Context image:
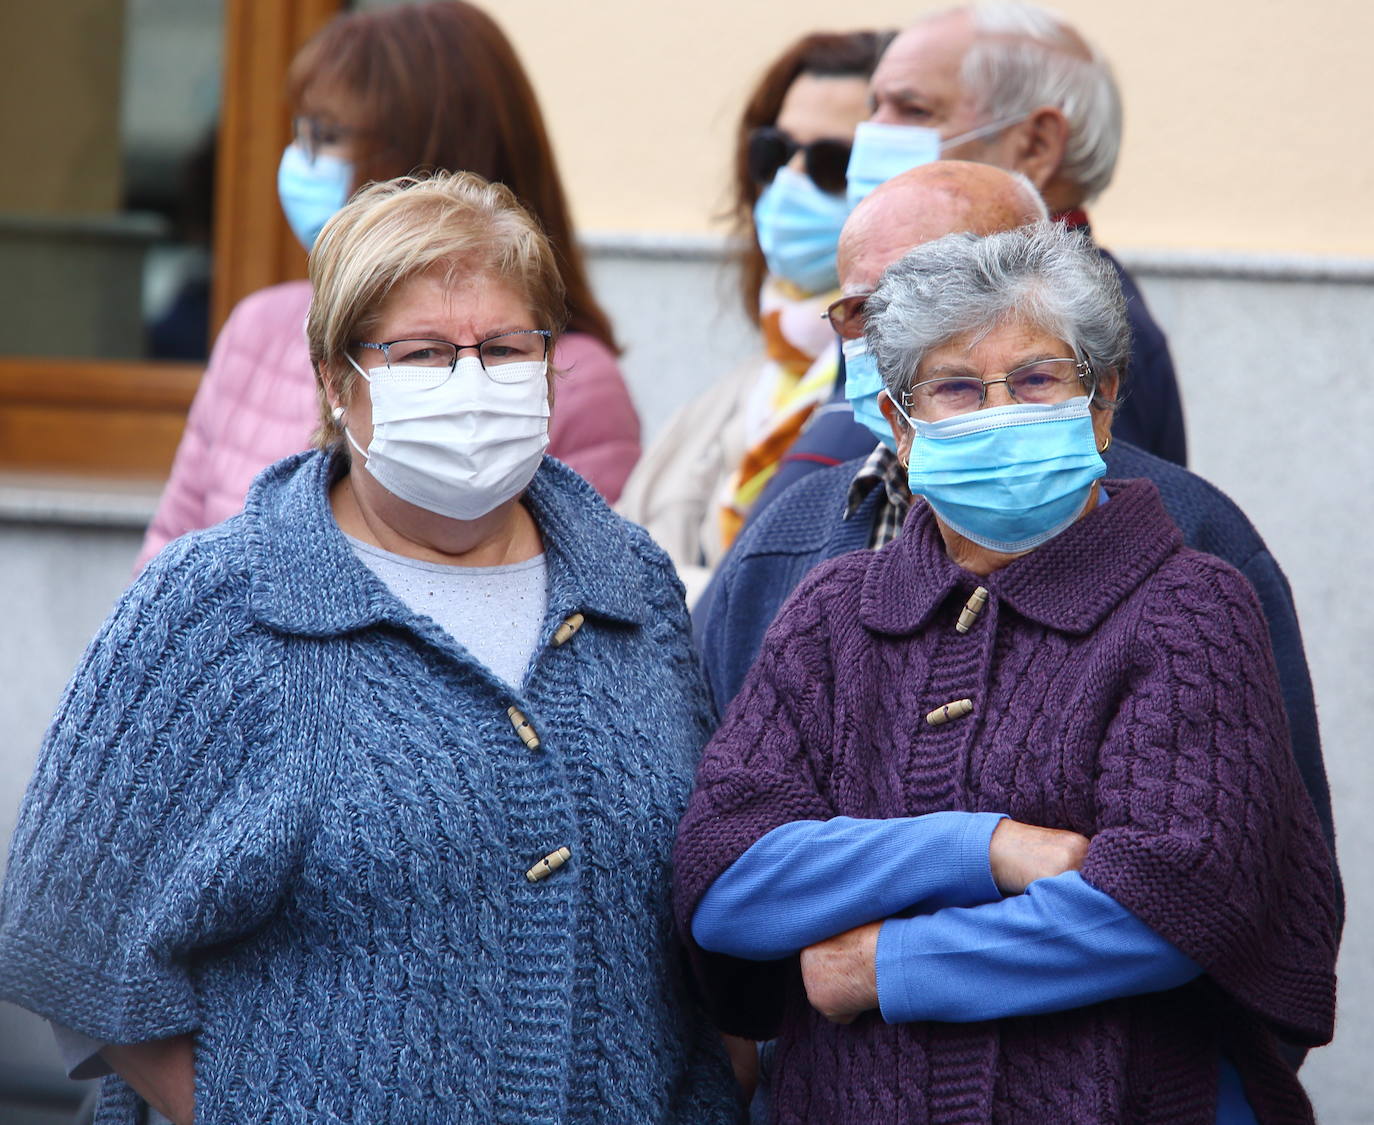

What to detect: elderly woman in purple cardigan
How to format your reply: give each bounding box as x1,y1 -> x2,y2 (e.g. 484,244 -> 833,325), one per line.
673,223 -> 1337,1125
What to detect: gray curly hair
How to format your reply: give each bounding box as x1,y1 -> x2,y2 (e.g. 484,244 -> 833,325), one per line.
863,221 -> 1130,407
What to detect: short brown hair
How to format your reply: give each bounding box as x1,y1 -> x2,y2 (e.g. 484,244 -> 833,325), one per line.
306,171 -> 566,450
288,1 -> 616,351
730,30 -> 894,324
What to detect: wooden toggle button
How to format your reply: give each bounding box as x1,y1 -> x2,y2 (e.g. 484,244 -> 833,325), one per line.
526,846 -> 572,882
926,699 -> 974,726
507,705 -> 542,751
955,587 -> 989,634
551,612 -> 585,647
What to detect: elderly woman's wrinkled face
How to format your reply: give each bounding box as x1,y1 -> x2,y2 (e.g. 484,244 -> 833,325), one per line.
336,269 -> 548,449
328,267 -> 555,529
885,318 -> 1116,459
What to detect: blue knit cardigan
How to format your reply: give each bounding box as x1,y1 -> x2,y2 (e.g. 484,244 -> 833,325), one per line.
0,451 -> 739,1125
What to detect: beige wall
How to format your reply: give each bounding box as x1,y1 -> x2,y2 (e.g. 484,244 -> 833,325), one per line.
493,0 -> 1374,257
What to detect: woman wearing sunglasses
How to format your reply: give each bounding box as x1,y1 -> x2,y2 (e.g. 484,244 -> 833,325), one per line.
0,173 -> 741,1125
674,223 -> 1336,1124
619,29 -> 891,601
136,0 -> 639,573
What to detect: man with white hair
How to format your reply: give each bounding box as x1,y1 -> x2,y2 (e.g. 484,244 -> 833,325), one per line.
748,1 -> 1186,520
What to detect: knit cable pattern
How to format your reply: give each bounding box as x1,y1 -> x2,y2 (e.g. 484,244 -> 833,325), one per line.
3,451 -> 738,1125
674,478 -> 1336,1125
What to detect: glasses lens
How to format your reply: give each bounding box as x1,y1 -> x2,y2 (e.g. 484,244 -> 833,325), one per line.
804,139 -> 852,195
479,332 -> 548,372
747,127 -> 793,186
826,294 -> 869,340
293,116 -> 356,162
911,378 -> 984,417
385,339 -> 458,368
1006,359 -> 1080,403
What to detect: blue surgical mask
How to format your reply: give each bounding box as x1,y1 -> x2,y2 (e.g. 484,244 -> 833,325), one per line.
841,337 -> 896,450
754,166 -> 852,294
892,394 -> 1106,553
845,117 -> 1029,207
277,143 -> 353,251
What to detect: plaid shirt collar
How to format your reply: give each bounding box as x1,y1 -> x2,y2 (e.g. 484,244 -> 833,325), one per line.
844,444 -> 913,549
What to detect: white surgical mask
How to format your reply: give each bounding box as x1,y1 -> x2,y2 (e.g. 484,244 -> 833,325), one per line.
342,354 -> 550,521
845,116 -> 1029,207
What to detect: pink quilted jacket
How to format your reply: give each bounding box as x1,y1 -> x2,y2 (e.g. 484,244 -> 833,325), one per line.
137,281 -> 641,571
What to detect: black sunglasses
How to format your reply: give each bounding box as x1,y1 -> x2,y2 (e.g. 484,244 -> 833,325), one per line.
747,126 -> 852,196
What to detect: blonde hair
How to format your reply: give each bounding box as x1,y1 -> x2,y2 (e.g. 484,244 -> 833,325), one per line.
305,171 -> 567,449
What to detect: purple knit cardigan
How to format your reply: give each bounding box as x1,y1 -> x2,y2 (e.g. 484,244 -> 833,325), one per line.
673,480 -> 1337,1125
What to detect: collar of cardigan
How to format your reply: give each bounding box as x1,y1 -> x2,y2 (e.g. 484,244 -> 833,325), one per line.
859,477 -> 1183,637
240,450 -> 649,637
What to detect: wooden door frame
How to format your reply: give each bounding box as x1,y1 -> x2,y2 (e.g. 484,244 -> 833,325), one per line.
0,0 -> 342,479
212,0 -> 341,334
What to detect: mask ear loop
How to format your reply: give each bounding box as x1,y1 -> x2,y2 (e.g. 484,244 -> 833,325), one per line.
332,405 -> 370,463
881,388 -> 916,469
939,113 -> 1029,152
1079,355 -> 1114,454
332,353 -> 378,463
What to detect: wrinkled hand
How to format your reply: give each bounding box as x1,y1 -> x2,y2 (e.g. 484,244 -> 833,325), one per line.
800,921 -> 882,1024
989,818 -> 1089,895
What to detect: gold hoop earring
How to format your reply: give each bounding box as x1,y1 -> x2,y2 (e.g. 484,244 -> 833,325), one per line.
1098,433 -> 1112,453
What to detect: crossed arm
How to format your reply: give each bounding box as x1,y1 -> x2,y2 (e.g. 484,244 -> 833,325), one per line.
691,813 -> 1198,1025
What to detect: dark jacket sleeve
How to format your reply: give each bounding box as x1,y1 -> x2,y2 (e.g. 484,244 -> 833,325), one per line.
694,461 -> 869,715
1238,547 -> 1341,922
1099,251 -> 1188,467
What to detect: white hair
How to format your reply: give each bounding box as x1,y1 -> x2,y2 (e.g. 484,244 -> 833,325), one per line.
960,1 -> 1123,202
1000,168 -> 1051,221
864,221 -> 1130,404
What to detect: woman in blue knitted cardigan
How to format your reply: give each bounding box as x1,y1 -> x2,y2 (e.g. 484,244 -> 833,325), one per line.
0,173 -> 739,1124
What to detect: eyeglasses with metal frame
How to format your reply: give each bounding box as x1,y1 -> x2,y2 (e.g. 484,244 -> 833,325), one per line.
824,292 -> 872,340
354,330 -> 552,386
900,357 -> 1096,419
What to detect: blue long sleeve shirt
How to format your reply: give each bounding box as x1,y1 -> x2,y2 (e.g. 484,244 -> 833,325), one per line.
693,815 -> 1257,1124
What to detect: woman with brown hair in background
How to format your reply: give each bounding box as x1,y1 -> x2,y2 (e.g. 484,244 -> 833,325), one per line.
618,29 -> 892,602
136,0 -> 638,571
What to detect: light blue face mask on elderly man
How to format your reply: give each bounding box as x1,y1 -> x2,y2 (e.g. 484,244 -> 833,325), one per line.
845,117 -> 1029,207
841,337 -> 897,451
890,393 -> 1107,553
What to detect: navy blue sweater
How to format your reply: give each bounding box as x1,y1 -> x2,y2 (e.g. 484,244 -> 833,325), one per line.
693,442 -> 1341,926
